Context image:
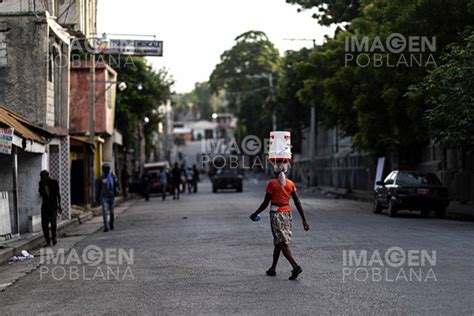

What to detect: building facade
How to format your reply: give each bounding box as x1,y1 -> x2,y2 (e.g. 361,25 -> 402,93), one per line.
0,0 -> 97,222
69,61 -> 118,204
0,10 -> 71,221
0,107 -> 52,236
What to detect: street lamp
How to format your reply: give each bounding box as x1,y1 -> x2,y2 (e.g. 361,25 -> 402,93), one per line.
90,79 -> 128,144
118,82 -> 127,92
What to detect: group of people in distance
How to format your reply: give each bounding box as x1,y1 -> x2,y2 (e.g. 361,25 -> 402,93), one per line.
139,162 -> 200,202
169,163 -> 200,200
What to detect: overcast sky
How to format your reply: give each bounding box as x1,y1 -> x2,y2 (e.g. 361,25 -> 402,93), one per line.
97,0 -> 335,93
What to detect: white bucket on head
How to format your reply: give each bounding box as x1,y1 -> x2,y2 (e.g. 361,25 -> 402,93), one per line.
269,131 -> 292,161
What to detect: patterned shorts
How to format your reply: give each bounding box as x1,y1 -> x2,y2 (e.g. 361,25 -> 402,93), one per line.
270,211 -> 292,245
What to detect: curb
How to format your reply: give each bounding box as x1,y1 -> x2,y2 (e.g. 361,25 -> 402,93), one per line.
0,199 -> 132,266
316,187 -> 373,203
0,200 -> 136,292
0,217 -> 82,266
314,186 -> 474,221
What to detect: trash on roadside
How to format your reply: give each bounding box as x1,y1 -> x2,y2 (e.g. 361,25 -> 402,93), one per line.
8,250 -> 34,264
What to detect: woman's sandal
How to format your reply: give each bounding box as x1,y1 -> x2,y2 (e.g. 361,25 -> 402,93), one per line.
289,266 -> 303,280
266,269 -> 277,276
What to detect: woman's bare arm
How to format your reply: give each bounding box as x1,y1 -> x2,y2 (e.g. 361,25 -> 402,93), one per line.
292,192 -> 310,231
252,193 -> 272,218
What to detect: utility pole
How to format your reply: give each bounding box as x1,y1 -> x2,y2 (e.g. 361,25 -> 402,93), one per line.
309,105 -> 316,186
268,73 -> 277,131
309,39 -> 317,186
88,45 -> 96,204
284,38 -> 318,185
89,53 -> 96,144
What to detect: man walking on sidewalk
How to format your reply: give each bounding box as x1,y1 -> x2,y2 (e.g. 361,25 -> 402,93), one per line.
39,170 -> 61,247
96,163 -> 119,232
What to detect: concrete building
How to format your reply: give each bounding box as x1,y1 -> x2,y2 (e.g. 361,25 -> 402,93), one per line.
188,120 -> 216,141
0,7 -> 71,220
0,0 -> 97,216
0,106 -> 53,237
293,127 -> 374,191
214,113 -> 236,141
294,125 -> 473,206
69,61 -> 119,205
158,100 -> 173,162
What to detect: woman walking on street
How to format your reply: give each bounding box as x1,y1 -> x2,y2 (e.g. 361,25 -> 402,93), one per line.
250,163 -> 310,280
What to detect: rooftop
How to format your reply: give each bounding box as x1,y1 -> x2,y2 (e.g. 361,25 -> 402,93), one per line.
0,106 -> 53,144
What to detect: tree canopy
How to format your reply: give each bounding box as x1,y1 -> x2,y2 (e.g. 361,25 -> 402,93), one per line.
286,0 -> 360,25
408,32 -> 474,150
209,31 -> 281,140
204,1 -> 474,158
173,82 -> 226,121
289,0 -> 474,156
114,57 -> 173,154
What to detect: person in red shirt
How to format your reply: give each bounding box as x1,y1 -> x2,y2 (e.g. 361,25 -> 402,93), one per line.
250,165 -> 310,280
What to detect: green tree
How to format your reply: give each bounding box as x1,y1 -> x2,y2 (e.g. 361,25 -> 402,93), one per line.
286,0 -> 360,25
408,32 -> 474,150
114,57 -> 173,156
292,0 -> 474,158
173,82 -> 226,121
194,82 -> 218,120
209,31 -> 281,140
275,48 -> 313,152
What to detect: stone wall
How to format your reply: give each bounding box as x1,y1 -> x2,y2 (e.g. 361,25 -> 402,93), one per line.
0,13 -> 49,126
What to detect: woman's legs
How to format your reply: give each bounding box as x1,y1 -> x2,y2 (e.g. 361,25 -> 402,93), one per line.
280,243 -> 298,269
280,243 -> 303,280
269,244 -> 281,271
268,242 -> 298,271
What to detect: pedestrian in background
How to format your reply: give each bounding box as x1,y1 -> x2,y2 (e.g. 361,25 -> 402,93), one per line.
39,170 -> 61,246
186,166 -> 193,193
96,163 -> 119,232
121,165 -> 130,200
141,169 -> 151,201
192,164 -> 200,193
159,168 -> 168,201
171,162 -> 181,200
180,162 -> 187,193
250,163 -> 310,280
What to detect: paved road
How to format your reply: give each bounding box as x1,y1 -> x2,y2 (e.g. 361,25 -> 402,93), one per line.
1,179 -> 473,315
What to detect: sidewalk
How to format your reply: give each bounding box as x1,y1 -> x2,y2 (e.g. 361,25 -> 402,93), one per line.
303,185 -> 474,221
0,199 -> 135,291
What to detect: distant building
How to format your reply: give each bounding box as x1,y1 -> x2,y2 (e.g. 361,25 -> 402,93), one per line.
69,61 -> 119,205
214,113 -> 236,141
172,127 -> 193,145
188,120 -> 216,140
293,127 -> 374,191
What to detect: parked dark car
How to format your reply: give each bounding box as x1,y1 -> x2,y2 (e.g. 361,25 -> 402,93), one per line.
212,168 -> 243,193
374,170 -> 450,218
